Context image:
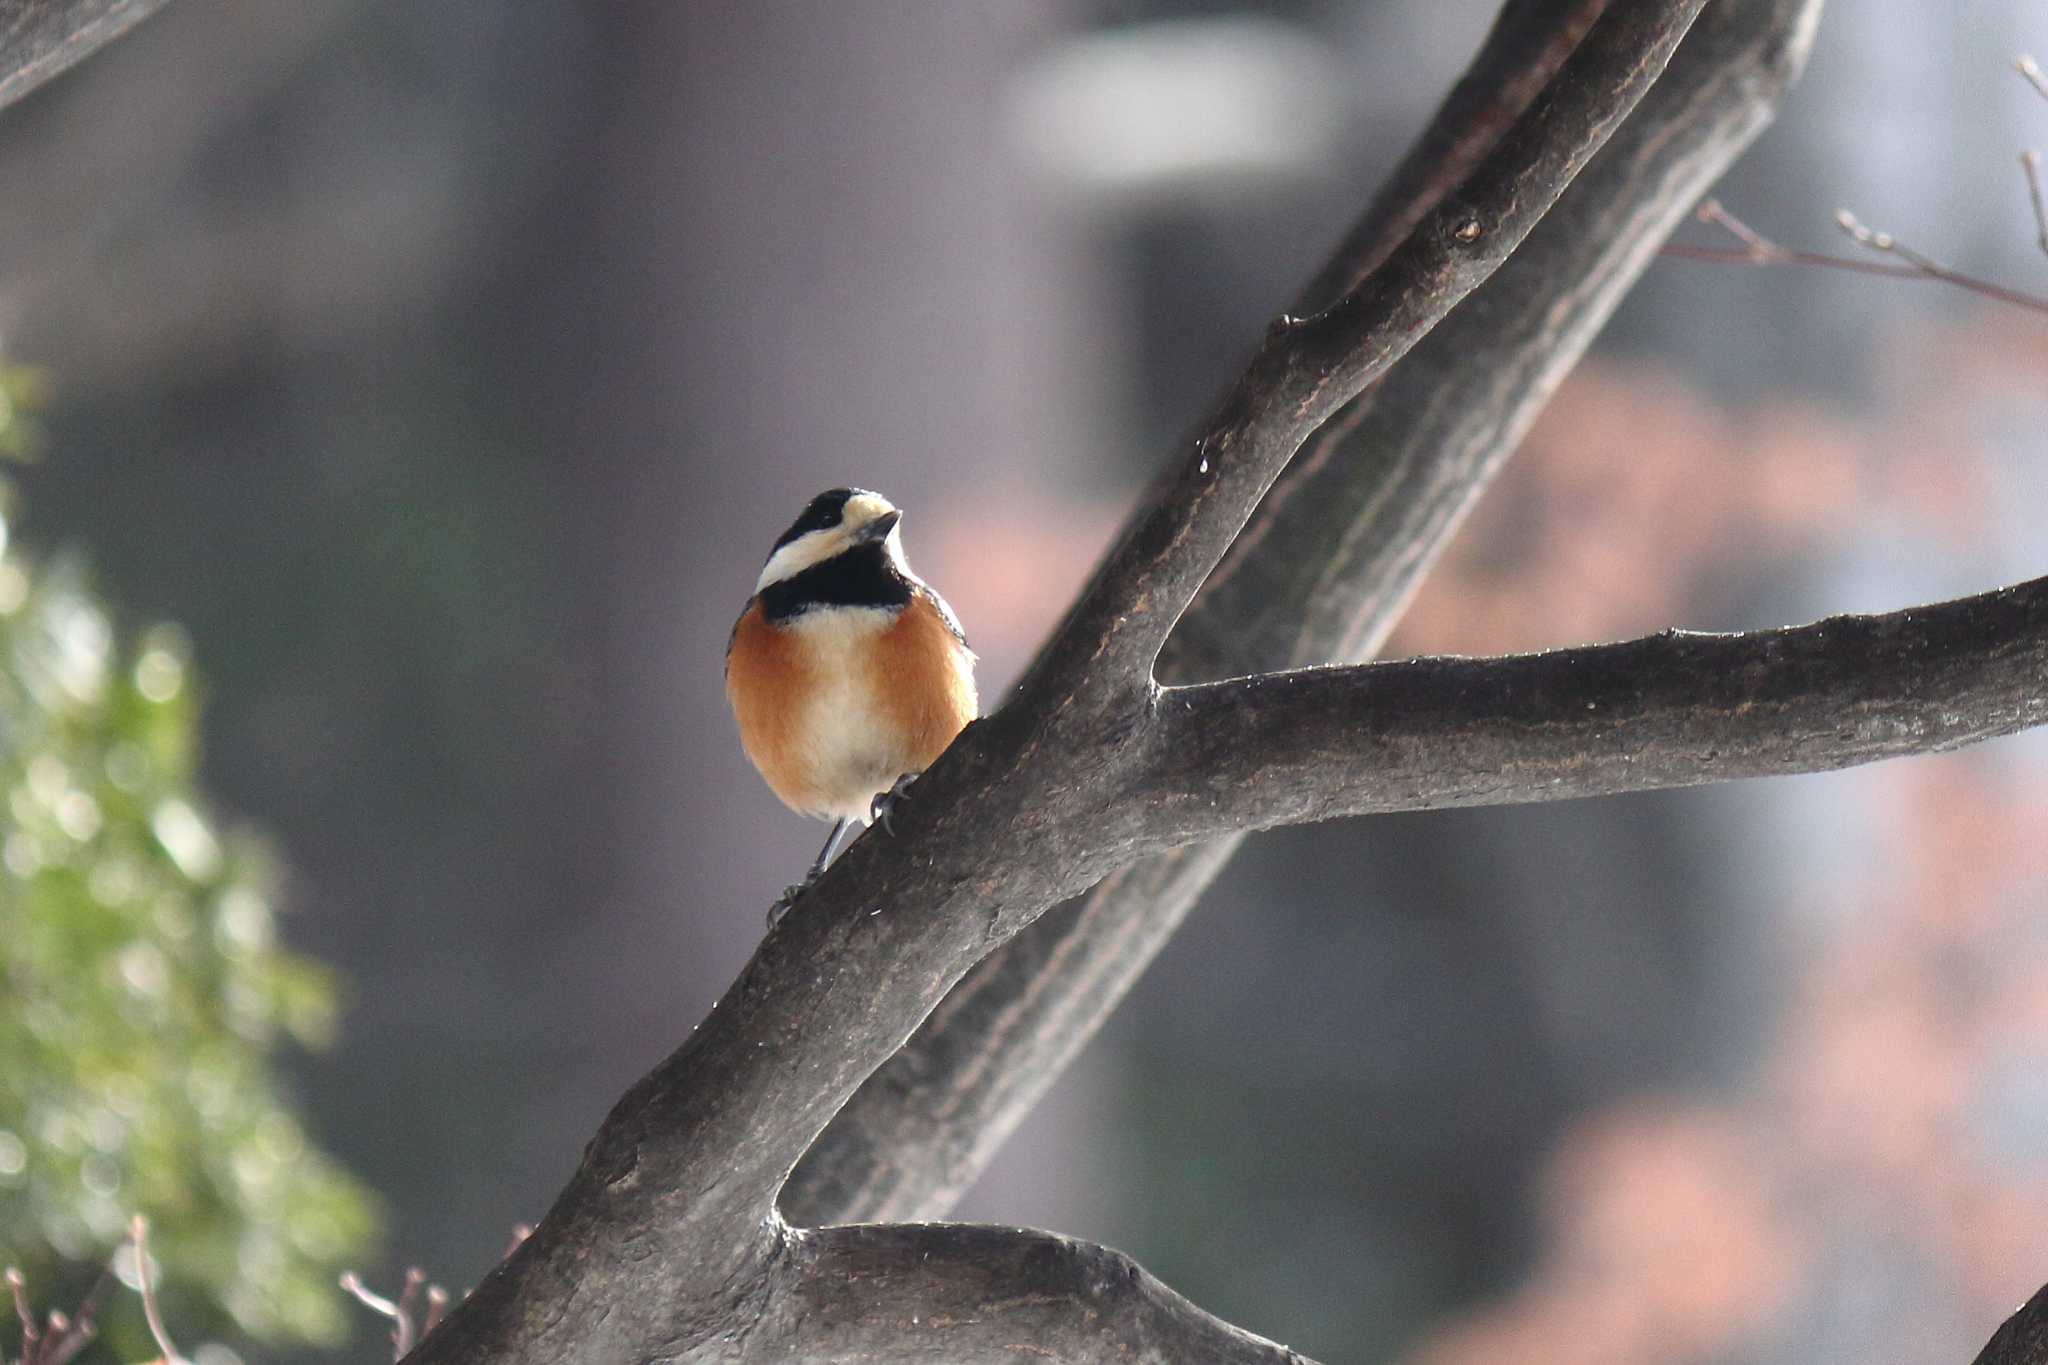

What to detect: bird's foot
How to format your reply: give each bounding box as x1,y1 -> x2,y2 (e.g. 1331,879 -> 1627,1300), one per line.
767,875 -> 816,928
870,772 -> 918,835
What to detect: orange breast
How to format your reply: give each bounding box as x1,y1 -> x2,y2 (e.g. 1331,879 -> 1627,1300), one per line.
725,595 -> 976,820
876,595 -> 978,773
725,600 -> 818,814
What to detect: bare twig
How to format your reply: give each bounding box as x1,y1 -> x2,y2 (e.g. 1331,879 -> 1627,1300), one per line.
128,1217 -> 184,1365
1662,199 -> 2048,316
2023,150 -> 2047,259
7,1260 -> 115,1365
2019,54 -> 2048,101
339,1270 -> 400,1320
41,1268 -> 110,1365
341,1268 -> 441,1362
1835,207 -> 1952,273
422,1284 -> 450,1337
5,1269 -> 37,1360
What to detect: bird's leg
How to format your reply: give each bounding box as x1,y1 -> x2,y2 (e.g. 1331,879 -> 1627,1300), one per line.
869,772 -> 918,836
767,817 -> 854,927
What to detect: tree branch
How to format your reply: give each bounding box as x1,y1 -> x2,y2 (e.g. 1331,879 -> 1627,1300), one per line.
406,6 -> 1716,1361
754,1224 -> 1318,1364
1141,575 -> 2048,842
1009,0 -> 1709,709
1972,1283 -> 2048,1365
1292,0 -> 1608,309
785,0 -> 1824,1229
0,0 -> 170,112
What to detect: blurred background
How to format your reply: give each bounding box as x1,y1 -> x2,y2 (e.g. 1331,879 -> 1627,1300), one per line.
0,1 -> 2045,1361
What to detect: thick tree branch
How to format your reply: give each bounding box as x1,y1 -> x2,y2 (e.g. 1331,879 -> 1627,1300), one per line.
1011,0 -> 1708,710
1972,1283 -> 2048,1365
407,7 -> 1714,1362
1140,575 -> 2048,842
0,0 -> 169,111
1293,0 -> 1607,308
753,1224 -> 1318,1364
786,0 -> 1823,1228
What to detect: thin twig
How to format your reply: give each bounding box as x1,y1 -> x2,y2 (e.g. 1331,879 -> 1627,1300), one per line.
2023,151 -> 2047,259
394,1268 -> 424,1357
129,1217 -> 184,1365
6,1268 -> 40,1361
340,1270 -> 400,1317
6,1258 -> 117,1365
2019,54 -> 2048,101
423,1285 -> 450,1336
342,1264 -> 449,1361
341,1270 -> 412,1362
1662,199 -> 2048,316
1835,207 -> 1951,272
43,1265 -> 113,1365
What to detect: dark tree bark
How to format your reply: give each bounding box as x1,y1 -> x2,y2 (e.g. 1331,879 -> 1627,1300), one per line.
1974,1285 -> 2048,1365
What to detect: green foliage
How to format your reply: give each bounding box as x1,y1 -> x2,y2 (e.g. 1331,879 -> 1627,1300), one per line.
0,373 -> 376,1350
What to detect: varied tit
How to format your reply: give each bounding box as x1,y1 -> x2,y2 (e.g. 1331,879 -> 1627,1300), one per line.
725,488 -> 978,921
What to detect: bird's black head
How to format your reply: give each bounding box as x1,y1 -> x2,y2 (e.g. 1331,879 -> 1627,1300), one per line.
754,487 -> 908,616
771,487 -> 867,554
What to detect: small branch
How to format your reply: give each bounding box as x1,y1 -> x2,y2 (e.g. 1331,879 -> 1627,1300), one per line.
1970,1281 -> 2048,1365
1835,207 -> 1952,274
129,1217 -> 185,1365
6,1261 -> 114,1365
1663,200 -> 2048,316
2022,151 -> 2047,259
769,1224 -> 1320,1365
343,1266 -> 447,1362
2019,54 -> 2048,102
1142,575 -> 2048,844
422,1285 -> 450,1337
6,1268 -> 39,1360
0,0 -> 175,112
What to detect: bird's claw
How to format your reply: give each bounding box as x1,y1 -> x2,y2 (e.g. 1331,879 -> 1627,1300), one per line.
767,878 -> 812,928
870,772 -> 918,835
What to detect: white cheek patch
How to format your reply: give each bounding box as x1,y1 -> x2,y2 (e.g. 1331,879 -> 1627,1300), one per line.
757,527 -> 850,592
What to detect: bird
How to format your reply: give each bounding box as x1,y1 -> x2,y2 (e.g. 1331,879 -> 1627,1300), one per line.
725,488 -> 977,921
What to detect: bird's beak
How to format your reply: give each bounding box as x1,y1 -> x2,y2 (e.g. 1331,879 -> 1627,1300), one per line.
858,510 -> 902,544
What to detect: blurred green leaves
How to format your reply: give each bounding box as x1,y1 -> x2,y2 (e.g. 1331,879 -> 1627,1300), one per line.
0,368 -> 375,1350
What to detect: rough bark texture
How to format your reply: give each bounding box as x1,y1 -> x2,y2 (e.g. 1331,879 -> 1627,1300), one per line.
785,0 -> 1826,1229
1974,1284 -> 2048,1365
1147,577 -> 2048,837
0,0 -> 169,110
769,1224 -> 1320,1364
